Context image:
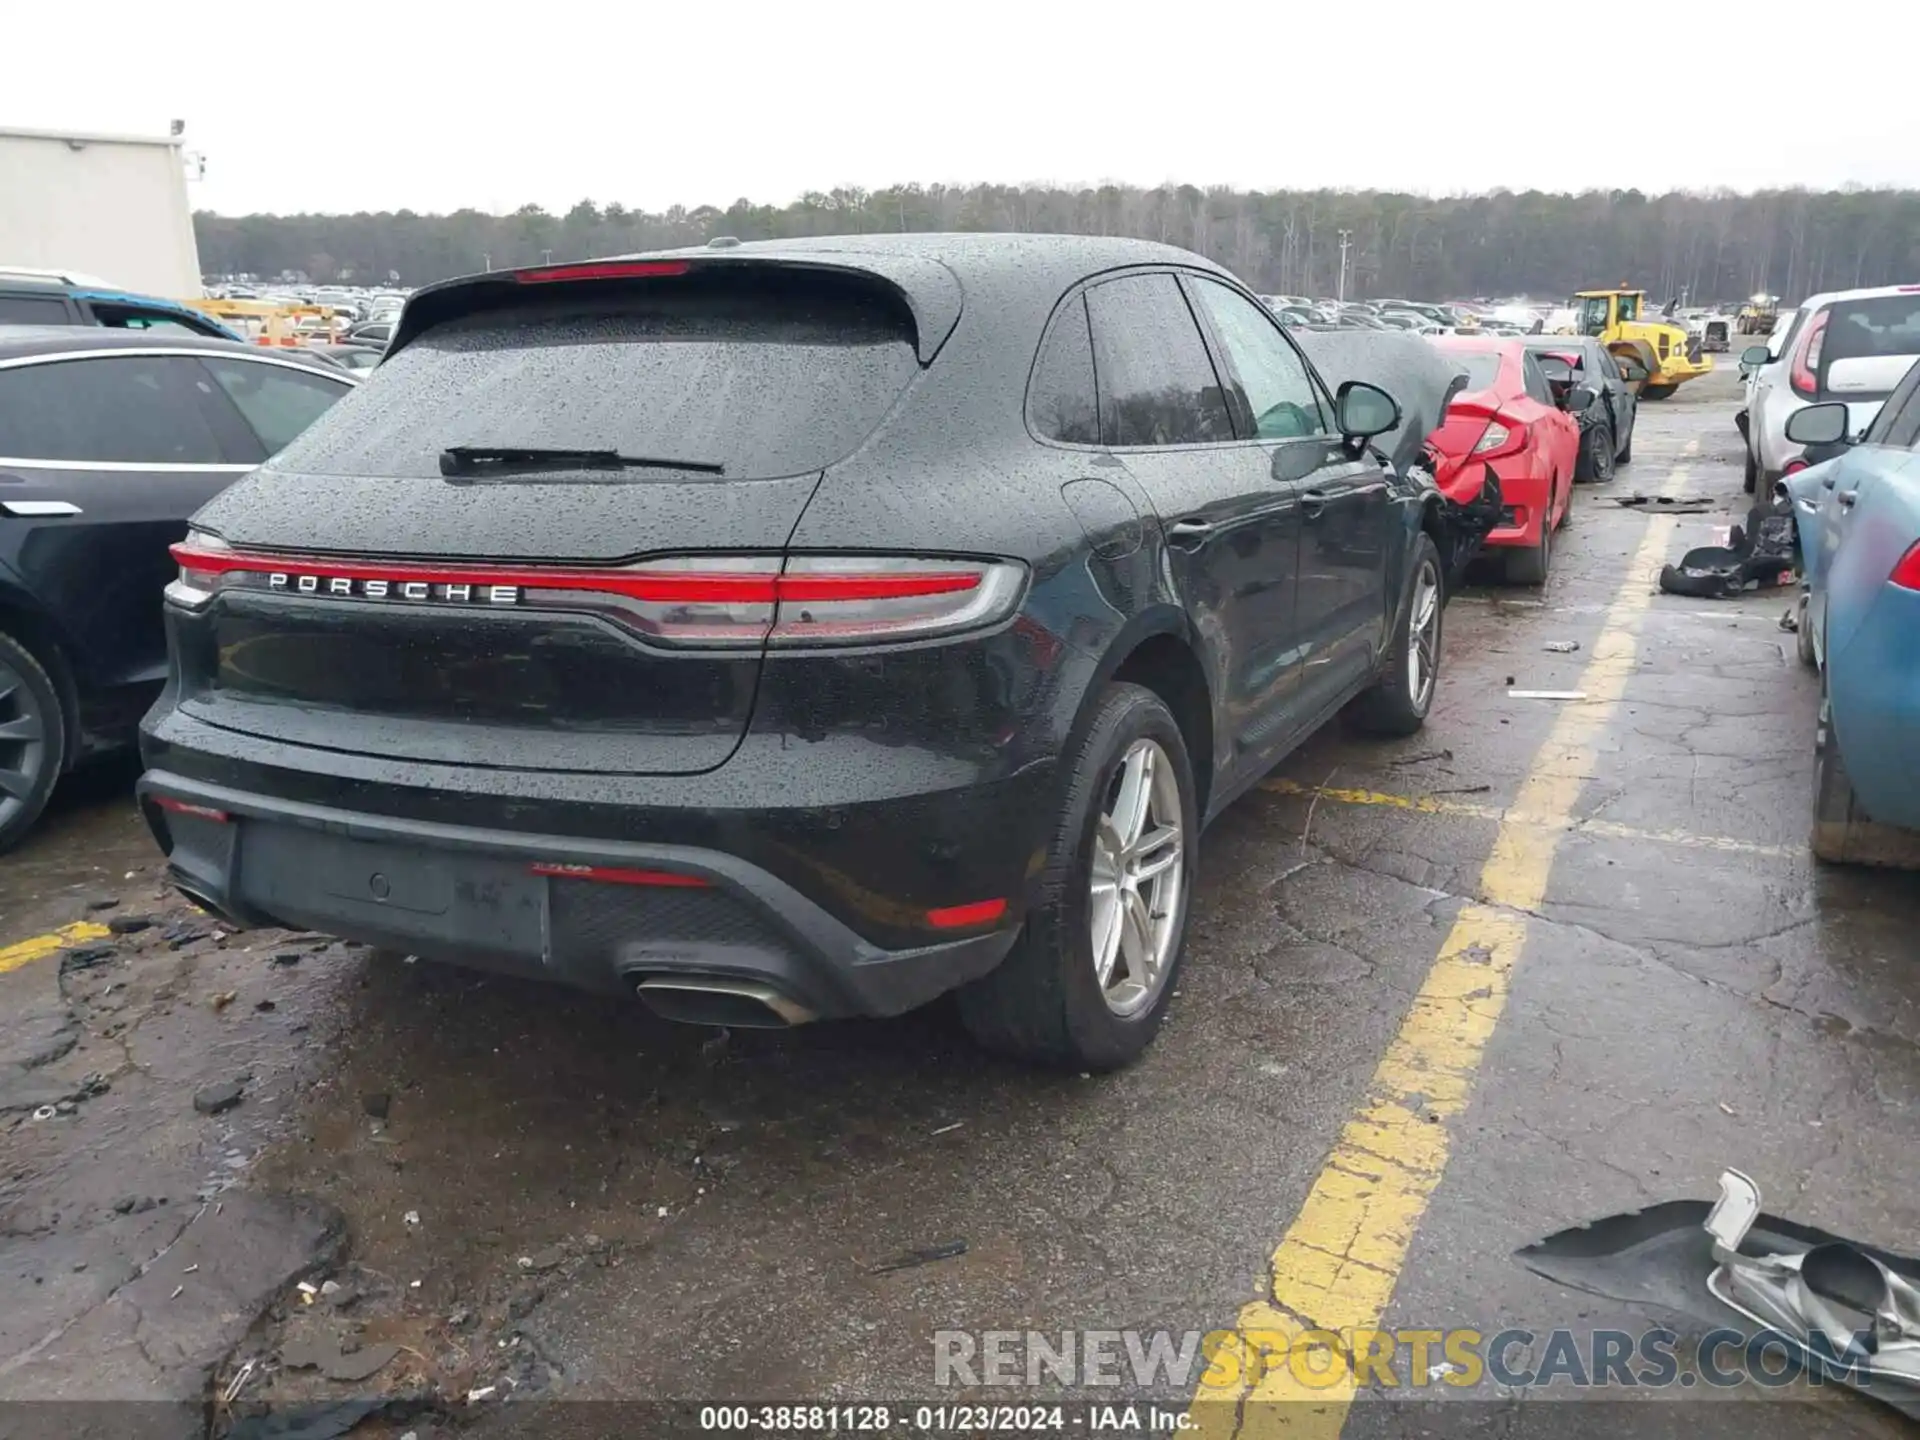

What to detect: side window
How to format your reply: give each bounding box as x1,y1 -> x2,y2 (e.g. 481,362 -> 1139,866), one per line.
1863,361 -> 1920,448
198,356 -> 350,455
1593,347 -> 1620,381
1520,354 -> 1554,406
1026,296 -> 1100,445
1186,277 -> 1327,440
1084,274 -> 1234,447
0,294 -> 76,325
0,355 -> 226,464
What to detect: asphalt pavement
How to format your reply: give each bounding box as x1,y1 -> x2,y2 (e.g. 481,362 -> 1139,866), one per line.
2,367 -> 1916,1439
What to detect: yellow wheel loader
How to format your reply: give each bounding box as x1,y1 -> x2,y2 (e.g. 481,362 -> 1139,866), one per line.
1571,288 -> 1712,400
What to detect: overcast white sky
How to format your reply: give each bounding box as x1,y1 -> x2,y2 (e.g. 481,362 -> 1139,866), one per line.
12,1 -> 1918,215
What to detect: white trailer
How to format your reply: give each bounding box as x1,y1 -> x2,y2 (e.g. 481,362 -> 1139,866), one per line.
0,125 -> 202,297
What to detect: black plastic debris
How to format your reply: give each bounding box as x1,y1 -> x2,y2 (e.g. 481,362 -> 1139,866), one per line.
1617,493 -> 1715,513
870,1239 -> 968,1274
1659,495 -> 1799,599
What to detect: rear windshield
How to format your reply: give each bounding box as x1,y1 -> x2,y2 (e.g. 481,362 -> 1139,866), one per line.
1454,353 -> 1502,392
267,273 -> 920,481
1825,294 -> 1920,363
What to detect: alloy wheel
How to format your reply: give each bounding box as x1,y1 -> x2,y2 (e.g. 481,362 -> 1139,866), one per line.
0,654 -> 52,832
1406,559 -> 1441,710
1088,737 -> 1185,1017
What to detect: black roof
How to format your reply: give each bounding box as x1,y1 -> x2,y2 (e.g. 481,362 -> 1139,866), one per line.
0,325 -> 300,362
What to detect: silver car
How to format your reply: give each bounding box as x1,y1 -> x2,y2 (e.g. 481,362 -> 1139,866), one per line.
1742,283 -> 1920,492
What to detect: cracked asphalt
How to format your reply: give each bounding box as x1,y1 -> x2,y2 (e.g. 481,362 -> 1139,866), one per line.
2,366 -> 1917,1437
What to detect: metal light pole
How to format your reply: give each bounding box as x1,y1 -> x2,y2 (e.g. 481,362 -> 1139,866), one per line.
1336,229 -> 1354,302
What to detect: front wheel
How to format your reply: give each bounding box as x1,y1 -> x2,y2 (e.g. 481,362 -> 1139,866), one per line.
1576,421 -> 1615,482
956,683 -> 1197,1070
1349,534 -> 1444,736
1641,383 -> 1678,401
1795,592 -> 1816,668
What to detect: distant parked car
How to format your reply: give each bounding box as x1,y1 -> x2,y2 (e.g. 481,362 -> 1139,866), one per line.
1517,335 -> 1638,480
1429,337 -> 1580,583
139,236 -> 1482,1070
345,320 -> 394,348
0,272 -> 240,340
311,344 -> 383,374
1783,360 -> 1920,865
0,328 -> 353,850
1742,284 -> 1920,493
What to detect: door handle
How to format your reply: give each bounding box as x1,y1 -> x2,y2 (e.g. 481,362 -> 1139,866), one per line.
0,499 -> 82,517
1300,489 -> 1331,519
1166,518 -> 1214,550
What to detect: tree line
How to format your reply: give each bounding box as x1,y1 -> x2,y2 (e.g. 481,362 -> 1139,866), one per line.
194,184 -> 1920,305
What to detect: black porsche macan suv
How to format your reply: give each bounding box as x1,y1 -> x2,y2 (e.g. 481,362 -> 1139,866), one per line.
140,235 -> 1452,1069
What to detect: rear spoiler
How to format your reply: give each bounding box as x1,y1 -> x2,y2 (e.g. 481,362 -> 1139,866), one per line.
389,252 -> 964,365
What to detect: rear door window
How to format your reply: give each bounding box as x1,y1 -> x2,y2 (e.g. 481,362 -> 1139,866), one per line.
1863,361 -> 1920,449
269,271 -> 922,481
1520,353 -> 1555,405
198,355 -> 351,455
0,294 -> 76,325
0,355 -> 229,464
1084,274 -> 1234,447
1821,294 -> 1920,400
1027,296 -> 1100,445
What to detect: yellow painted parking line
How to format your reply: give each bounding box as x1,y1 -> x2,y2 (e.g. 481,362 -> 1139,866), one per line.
1259,777 -> 1797,860
0,921 -> 112,977
1190,460 -> 1695,1437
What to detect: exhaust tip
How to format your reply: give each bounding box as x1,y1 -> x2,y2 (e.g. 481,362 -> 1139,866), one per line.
633,977 -> 816,1029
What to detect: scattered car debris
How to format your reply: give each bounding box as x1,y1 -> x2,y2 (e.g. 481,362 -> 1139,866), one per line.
1779,607 -> 1800,633
1615,493 -> 1715,512
1517,1169 -> 1920,1420
467,1385 -> 499,1404
58,944 -> 118,974
193,1079 -> 245,1115
270,950 -> 302,966
1543,640 -> 1581,653
403,1209 -> 420,1226
279,1336 -> 402,1384
1659,495 -> 1798,598
361,1092 -> 391,1120
518,1244 -> 565,1272
1389,748 -> 1453,767
211,990 -> 238,1011
30,1103 -> 58,1122
870,1239 -> 968,1274
930,1121 -> 966,1136
221,1357 -> 257,1404
105,914 -> 153,935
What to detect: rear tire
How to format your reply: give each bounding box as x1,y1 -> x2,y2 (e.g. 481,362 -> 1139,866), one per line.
1616,417 -> 1633,465
1810,693 -> 1920,867
1504,510 -> 1552,586
1349,535 -> 1444,737
956,683 -> 1197,1070
1576,422 -> 1615,482
0,633 -> 66,855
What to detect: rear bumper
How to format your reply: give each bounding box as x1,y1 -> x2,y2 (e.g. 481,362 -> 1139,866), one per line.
139,769 -> 1022,1020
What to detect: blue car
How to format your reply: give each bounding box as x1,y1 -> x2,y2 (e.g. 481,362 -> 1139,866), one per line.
1785,360 -> 1920,865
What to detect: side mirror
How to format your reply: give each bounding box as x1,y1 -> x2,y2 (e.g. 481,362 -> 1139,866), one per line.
1739,344 -> 1771,367
1785,402 -> 1849,446
1563,387 -> 1596,413
1336,381 -> 1400,440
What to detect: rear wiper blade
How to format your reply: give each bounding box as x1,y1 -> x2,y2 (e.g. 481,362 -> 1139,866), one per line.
439,446 -> 724,477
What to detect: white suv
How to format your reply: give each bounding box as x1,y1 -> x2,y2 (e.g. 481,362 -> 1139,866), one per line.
1743,284 -> 1920,492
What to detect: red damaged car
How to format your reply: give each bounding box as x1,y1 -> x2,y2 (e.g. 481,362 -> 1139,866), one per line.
1429,336 -> 1580,584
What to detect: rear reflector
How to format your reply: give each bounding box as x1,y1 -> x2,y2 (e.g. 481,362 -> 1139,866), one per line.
1890,541 -> 1920,591
512,260 -> 691,284
925,898 -> 1008,929
152,795 -> 230,823
530,862 -> 709,888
